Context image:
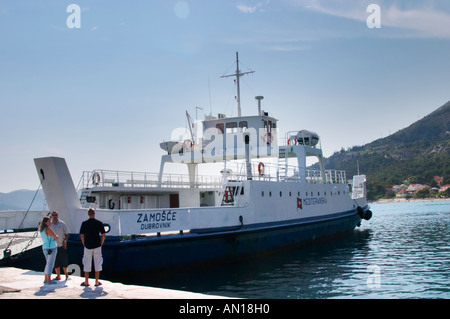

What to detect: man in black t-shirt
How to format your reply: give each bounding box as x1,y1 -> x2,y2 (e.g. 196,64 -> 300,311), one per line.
80,208 -> 106,287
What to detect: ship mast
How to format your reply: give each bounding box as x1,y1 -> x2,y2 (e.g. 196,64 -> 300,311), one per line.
221,52 -> 254,117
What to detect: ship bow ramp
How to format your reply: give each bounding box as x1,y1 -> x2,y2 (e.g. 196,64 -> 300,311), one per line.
34,157 -> 83,233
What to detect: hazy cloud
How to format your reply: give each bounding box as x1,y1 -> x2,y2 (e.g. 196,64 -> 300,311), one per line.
236,0 -> 270,13
291,0 -> 450,38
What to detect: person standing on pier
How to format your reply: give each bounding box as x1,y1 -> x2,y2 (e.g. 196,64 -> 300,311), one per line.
50,210 -> 70,281
39,216 -> 59,284
79,208 -> 106,287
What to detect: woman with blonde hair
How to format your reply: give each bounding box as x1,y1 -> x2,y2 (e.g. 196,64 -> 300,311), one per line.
39,216 -> 59,284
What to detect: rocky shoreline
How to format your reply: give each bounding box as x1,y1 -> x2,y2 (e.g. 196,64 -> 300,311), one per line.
370,197 -> 450,204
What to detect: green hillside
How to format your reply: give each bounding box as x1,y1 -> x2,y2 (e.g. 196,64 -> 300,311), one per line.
323,100 -> 450,200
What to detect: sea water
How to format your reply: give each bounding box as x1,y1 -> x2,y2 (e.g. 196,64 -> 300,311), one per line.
116,200 -> 449,299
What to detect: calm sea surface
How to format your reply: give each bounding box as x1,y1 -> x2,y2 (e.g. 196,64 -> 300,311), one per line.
114,200 -> 450,299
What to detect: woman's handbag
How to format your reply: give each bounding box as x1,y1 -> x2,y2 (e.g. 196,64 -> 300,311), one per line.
46,231 -> 54,255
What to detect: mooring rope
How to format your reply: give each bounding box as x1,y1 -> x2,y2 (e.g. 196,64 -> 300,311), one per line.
2,173 -> 45,260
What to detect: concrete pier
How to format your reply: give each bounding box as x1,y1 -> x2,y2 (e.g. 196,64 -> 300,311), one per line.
0,267 -> 225,299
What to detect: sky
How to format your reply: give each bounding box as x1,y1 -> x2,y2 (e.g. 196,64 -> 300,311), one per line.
0,0 -> 449,193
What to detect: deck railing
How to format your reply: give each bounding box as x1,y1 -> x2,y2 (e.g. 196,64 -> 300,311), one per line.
77,162 -> 346,191
77,170 -> 223,190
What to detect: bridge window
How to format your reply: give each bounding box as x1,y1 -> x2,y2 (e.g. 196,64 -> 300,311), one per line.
239,121 -> 248,132
226,122 -> 237,133
216,123 -> 224,134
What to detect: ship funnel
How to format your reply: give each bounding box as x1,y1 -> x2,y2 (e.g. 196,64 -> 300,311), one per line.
255,96 -> 264,115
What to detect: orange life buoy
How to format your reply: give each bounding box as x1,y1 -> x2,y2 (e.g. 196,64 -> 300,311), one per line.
262,133 -> 272,145
183,139 -> 193,151
258,162 -> 265,176
92,172 -> 101,186
288,138 -> 297,146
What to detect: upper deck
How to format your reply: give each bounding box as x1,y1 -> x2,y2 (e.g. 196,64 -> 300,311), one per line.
77,162 -> 346,191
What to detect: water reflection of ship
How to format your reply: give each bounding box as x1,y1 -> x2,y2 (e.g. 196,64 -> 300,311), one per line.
110,228 -> 374,298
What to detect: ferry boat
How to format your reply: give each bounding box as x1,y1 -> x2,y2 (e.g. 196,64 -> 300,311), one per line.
33,53 -> 372,274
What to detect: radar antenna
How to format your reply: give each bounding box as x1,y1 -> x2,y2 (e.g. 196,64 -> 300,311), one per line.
221,52 -> 254,117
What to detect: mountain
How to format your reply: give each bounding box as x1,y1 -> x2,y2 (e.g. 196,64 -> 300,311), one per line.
323,100 -> 450,200
0,190 -> 46,211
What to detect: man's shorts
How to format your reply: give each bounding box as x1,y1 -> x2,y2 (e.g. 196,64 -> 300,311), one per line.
82,247 -> 103,272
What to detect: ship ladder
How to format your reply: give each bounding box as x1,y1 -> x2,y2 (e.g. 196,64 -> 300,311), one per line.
222,186 -> 235,205
278,148 -> 289,181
